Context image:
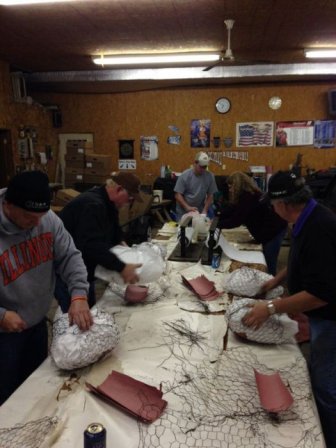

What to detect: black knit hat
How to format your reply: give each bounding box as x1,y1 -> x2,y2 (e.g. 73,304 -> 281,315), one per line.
266,171 -> 305,200
5,171 -> 51,212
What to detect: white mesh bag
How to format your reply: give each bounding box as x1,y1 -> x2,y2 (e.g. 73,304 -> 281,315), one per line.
225,266 -> 284,299
226,298 -> 298,344
50,307 -> 120,370
95,242 -> 166,284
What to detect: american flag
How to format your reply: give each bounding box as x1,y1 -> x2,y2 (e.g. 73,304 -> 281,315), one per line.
238,125 -> 254,146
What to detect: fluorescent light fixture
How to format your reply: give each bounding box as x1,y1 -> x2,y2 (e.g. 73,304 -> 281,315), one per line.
304,49 -> 336,59
0,0 -> 73,4
92,53 -> 220,66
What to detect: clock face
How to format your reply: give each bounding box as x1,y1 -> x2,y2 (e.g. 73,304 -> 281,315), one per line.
268,96 -> 282,110
215,97 -> 231,114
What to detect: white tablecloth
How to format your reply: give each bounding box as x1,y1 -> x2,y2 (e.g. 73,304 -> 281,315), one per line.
0,228 -> 325,448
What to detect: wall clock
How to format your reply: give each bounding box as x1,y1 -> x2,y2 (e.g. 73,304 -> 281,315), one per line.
268,96 -> 282,110
215,97 -> 231,114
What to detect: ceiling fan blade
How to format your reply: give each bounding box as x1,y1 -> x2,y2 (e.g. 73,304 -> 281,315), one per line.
203,59 -> 222,71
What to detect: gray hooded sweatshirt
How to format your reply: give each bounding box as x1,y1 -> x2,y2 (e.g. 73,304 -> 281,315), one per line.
0,188 -> 89,331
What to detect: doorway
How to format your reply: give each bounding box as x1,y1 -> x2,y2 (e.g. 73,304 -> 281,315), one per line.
0,129 -> 15,187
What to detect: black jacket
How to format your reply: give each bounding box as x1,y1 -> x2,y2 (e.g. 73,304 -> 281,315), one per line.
288,203 -> 336,320
218,191 -> 287,244
60,186 -> 125,281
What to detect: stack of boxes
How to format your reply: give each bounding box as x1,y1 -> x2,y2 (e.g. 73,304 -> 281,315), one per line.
63,139 -> 153,226
64,139 -> 113,187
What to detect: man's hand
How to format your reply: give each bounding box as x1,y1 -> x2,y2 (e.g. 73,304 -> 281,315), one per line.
0,311 -> 27,332
68,300 -> 93,331
121,263 -> 142,284
242,301 -> 270,330
258,278 -> 279,296
187,206 -> 198,213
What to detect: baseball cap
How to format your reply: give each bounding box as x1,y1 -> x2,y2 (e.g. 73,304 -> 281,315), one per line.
266,171 -> 305,200
5,170 -> 51,212
195,151 -> 209,167
111,172 -> 143,202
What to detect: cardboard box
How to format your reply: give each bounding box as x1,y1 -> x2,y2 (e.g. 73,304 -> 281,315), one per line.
84,173 -> 108,184
65,168 -> 84,186
55,188 -> 80,205
85,154 -> 112,174
51,205 -> 63,214
66,147 -> 86,158
65,154 -> 85,169
66,139 -> 92,149
66,140 -> 94,157
129,192 -> 153,221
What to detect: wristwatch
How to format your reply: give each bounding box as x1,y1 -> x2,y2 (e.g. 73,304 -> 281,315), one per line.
267,300 -> 276,315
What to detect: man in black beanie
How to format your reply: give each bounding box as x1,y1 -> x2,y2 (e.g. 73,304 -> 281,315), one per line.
242,171 -> 336,447
0,170 -> 93,405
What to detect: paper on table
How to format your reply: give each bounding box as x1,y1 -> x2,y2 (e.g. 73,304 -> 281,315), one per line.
218,234 -> 266,265
86,371 -> 167,423
254,369 -> 294,412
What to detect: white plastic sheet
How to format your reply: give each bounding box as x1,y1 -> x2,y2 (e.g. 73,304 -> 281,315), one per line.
95,242 -> 166,284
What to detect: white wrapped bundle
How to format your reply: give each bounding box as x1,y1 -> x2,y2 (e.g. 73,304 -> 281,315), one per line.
95,242 -> 166,284
225,267 -> 284,300
50,307 -> 120,370
226,298 -> 298,344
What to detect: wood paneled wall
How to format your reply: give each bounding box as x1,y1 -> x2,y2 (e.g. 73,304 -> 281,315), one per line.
36,81 -> 336,183
0,61 -> 58,183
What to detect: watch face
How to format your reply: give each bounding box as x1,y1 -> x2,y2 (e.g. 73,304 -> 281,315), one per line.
215,97 -> 231,114
268,96 -> 282,110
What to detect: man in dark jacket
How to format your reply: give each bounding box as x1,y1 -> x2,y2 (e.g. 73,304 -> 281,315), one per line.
55,172 -> 143,311
242,171 -> 336,448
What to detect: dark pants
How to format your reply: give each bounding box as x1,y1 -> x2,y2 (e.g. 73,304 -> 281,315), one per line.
54,276 -> 96,313
0,318 -> 48,405
262,227 -> 287,276
309,317 -> 336,448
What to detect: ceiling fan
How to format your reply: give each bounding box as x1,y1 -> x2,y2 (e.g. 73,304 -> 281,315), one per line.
204,19 -> 235,71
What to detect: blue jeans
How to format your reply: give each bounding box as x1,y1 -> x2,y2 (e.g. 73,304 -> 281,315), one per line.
54,276 -> 96,313
0,318 -> 48,405
262,227 -> 287,276
309,317 -> 336,448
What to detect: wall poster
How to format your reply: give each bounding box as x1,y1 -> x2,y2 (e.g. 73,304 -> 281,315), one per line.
314,120 -> 336,148
140,136 -> 158,160
275,121 -> 314,147
190,119 -> 211,148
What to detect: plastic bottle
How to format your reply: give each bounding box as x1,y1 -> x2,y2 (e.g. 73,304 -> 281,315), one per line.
165,165 -> 172,179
